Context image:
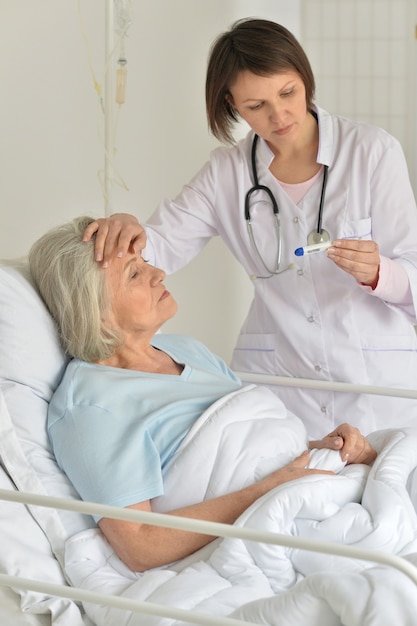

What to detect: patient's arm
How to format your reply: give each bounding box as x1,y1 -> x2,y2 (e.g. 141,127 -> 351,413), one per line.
83,213 -> 145,266
98,450 -> 334,572
309,423 -> 376,465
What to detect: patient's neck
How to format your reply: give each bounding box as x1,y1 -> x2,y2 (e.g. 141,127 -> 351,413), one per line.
96,342 -> 184,376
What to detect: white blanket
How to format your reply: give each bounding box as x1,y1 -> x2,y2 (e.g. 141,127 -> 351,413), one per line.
64,385 -> 417,625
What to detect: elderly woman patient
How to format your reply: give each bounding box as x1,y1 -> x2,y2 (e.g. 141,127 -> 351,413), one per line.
28,216 -> 376,573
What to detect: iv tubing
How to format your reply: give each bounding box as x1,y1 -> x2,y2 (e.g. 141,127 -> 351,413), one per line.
104,0 -> 114,215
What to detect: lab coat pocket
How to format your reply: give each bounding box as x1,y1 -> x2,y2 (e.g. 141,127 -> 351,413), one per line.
360,332 -> 417,388
231,333 -> 276,375
340,217 -> 372,240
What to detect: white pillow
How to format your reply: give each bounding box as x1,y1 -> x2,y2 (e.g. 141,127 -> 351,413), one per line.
0,259 -> 94,565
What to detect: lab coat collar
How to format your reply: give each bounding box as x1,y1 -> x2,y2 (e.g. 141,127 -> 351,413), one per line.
313,104 -> 334,167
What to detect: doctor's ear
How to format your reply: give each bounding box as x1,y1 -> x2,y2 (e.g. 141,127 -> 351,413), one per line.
225,93 -> 235,107
225,94 -> 238,117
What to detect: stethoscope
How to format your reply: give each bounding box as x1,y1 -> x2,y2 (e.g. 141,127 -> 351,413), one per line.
245,133 -> 330,279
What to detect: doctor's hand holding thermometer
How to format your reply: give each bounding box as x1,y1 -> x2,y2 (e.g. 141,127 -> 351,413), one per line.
82,18 -> 417,439
295,239 -> 380,289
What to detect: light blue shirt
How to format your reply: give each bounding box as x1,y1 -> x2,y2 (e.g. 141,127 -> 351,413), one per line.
48,335 -> 241,518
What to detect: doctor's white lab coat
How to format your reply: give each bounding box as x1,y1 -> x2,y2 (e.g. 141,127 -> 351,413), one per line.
144,106 -> 417,438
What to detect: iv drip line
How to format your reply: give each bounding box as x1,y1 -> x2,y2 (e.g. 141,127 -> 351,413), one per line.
104,0 -> 132,212
116,59 -> 127,105
104,0 -> 114,213
77,0 -> 132,214
114,0 -> 131,105
77,0 -> 104,113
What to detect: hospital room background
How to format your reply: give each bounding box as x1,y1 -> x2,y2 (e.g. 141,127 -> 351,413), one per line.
1,0 -> 416,365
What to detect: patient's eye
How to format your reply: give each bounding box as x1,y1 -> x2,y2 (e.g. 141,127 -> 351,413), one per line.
129,265 -> 141,279
126,255 -> 149,280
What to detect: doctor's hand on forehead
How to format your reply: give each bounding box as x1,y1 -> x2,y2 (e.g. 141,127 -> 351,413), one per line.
327,239 -> 381,289
83,213 -> 144,267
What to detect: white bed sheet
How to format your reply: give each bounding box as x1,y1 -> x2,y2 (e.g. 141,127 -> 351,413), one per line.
64,385 -> 417,626
0,586 -> 50,626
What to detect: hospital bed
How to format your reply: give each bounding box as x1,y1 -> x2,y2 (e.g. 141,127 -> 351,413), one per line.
2,257 -> 417,626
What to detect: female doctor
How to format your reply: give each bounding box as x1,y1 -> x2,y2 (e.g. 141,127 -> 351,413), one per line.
84,18 -> 417,439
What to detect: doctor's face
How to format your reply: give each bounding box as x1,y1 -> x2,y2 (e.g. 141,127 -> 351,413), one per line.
228,70 -> 309,149
103,253 -> 177,340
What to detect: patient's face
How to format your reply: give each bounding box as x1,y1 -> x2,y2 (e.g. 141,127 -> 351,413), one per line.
103,252 -> 177,339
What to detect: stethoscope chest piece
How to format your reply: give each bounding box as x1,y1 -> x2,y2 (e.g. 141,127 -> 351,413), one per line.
307,228 -> 331,245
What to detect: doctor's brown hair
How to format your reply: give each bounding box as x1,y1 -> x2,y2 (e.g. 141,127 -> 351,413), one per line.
206,18 -> 316,145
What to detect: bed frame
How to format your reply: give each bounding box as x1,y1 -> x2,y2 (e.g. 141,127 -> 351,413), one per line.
2,374 -> 417,626
2,475 -> 417,626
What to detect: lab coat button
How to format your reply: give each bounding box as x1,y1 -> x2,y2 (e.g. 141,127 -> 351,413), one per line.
308,316 -> 315,323
314,364 -> 322,372
293,217 -> 299,223
321,406 -> 327,413
297,269 -> 304,276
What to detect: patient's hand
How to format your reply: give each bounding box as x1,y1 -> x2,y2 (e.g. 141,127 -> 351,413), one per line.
310,423 -> 377,465
83,213 -> 146,267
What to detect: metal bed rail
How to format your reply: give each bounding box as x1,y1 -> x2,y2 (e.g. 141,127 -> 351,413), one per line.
233,372 -> 417,399
1,488 -> 417,626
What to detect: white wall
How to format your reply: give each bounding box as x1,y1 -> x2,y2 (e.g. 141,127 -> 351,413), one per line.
0,0 -> 300,364
301,0 -> 417,191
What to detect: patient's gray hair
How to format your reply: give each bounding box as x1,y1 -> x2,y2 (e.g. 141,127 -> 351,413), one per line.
28,216 -> 122,362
